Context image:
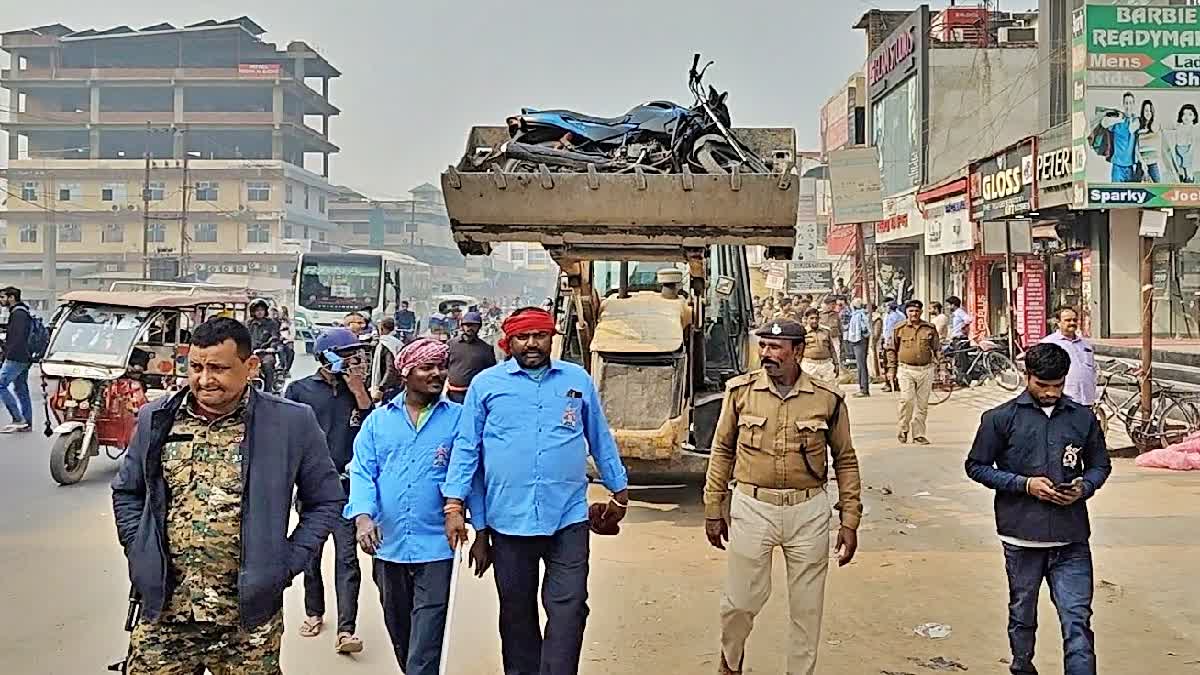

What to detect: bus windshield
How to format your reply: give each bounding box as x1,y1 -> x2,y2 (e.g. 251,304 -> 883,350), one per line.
297,257 -> 382,313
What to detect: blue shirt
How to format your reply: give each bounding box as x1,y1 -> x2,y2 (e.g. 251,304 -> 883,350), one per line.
1111,117 -> 1136,167
882,310 -> 906,342
442,358 -> 630,537
1040,331 -> 1098,406
845,308 -> 870,343
344,398 -> 486,564
950,307 -> 972,339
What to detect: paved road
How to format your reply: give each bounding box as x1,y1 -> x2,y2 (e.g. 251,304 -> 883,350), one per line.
2,360 -> 1199,674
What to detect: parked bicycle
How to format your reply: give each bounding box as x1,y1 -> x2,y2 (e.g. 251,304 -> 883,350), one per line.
1092,360 -> 1200,449
929,336 -> 1022,406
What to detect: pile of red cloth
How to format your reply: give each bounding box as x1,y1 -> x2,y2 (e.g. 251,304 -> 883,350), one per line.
1135,431 -> 1200,471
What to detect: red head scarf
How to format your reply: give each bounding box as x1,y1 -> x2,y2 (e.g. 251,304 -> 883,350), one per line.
395,337 -> 450,378
498,309 -> 555,355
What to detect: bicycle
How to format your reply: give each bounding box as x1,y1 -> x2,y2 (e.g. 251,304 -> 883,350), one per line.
929,337 -> 1022,406
1093,360 -> 1200,448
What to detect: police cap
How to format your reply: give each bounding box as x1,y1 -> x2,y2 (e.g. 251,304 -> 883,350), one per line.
754,319 -> 806,341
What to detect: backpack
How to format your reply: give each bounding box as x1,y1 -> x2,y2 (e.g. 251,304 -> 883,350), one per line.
17,307 -> 50,361
1089,121 -> 1113,161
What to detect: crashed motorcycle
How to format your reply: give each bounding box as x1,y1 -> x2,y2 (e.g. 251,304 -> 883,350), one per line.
486,53 -> 769,175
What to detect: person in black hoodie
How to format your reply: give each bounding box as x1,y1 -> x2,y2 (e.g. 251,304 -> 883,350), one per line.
0,286 -> 34,433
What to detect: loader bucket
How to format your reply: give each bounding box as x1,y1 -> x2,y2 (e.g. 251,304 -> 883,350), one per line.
441,126 -> 798,256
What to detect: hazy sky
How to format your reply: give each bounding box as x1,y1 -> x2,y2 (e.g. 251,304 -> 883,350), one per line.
0,1 -> 954,198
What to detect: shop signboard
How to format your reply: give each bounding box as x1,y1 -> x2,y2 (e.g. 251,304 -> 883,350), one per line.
924,193 -> 973,255
970,139 -> 1037,221
1017,258 -> 1048,343
238,63 -> 280,77
828,147 -> 885,223
969,262 -> 991,340
876,191 -> 925,243
1073,4 -> 1200,208
1036,125 -> 1075,208
786,261 -> 834,294
827,222 -> 858,256
868,6 -> 930,199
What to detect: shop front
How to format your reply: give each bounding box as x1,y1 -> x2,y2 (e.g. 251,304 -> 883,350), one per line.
874,190 -> 926,305
919,178 -> 973,309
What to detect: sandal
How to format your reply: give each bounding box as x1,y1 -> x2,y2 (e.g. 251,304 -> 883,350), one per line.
335,633 -> 364,654
299,616 -> 324,638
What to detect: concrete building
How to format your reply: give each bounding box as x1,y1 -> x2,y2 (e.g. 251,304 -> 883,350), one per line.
0,17 -> 341,288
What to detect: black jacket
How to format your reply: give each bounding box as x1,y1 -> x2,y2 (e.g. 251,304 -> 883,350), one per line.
247,317 -> 281,351
111,387 -> 345,629
4,303 -> 31,363
966,392 -> 1112,544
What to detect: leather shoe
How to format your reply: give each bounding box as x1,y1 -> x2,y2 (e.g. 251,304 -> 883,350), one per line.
898,432 -> 908,443
913,436 -> 931,445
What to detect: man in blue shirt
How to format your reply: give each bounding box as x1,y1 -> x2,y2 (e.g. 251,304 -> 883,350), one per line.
966,344 -> 1111,675
1100,91 -> 1139,182
286,329 -> 375,653
345,338 -> 488,675
443,307 -> 630,675
881,299 -> 905,392
844,298 -> 873,398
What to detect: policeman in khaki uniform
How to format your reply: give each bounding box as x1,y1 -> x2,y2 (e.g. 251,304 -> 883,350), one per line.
892,299 -> 942,445
703,319 -> 863,675
799,308 -> 838,384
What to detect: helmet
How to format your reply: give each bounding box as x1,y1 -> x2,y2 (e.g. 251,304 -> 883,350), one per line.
249,298 -> 270,313
314,328 -> 361,355
462,311 -> 483,324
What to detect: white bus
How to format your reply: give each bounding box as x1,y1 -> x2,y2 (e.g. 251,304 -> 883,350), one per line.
295,250 -> 432,329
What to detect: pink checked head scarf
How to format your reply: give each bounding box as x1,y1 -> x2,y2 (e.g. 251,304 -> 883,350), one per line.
395,337 -> 450,378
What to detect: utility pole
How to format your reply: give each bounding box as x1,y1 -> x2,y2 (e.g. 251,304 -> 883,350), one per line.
41,175 -> 58,309
1139,233 -> 1154,427
142,122 -> 152,280
179,147 -> 190,279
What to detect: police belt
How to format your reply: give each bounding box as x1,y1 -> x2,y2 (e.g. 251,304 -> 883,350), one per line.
802,357 -> 833,364
736,482 -> 823,507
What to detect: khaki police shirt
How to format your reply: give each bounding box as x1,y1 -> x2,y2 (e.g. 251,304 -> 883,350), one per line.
803,327 -> 836,361
703,370 -> 863,528
893,320 -> 941,366
819,309 -> 841,333
159,395 -> 247,625
772,308 -> 799,323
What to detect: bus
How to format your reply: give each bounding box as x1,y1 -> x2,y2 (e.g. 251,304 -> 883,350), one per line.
294,250 -> 432,329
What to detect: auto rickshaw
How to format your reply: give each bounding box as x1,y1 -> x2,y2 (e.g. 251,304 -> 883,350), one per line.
40,290 -> 250,485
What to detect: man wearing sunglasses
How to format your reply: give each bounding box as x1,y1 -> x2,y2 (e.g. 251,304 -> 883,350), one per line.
285,328 -> 375,654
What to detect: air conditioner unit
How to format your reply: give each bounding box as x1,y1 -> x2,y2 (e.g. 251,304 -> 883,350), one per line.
999,26 -> 1037,44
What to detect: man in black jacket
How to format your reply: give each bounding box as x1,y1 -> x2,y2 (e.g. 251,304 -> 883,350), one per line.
966,343 -> 1111,675
0,286 -> 34,432
112,317 -> 345,674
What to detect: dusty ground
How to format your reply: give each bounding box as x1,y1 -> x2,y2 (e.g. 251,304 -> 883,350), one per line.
1,379 -> 1198,674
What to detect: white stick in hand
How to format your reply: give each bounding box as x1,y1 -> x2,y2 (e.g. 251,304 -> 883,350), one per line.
438,542 -> 465,675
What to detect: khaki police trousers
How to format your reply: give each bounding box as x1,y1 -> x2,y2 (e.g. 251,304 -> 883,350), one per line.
720,488 -> 830,675
897,362 -> 934,438
800,358 -> 837,384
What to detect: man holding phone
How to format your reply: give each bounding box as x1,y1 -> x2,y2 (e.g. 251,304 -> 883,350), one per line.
285,328 -> 375,654
966,343 -> 1111,675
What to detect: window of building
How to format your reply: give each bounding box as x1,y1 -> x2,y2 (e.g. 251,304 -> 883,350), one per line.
147,222 -> 166,243
195,181 -> 219,201
283,223 -> 296,239
285,183 -> 294,204
385,221 -> 402,234
18,224 -> 37,243
318,230 -> 327,242
247,222 -> 271,243
318,195 -> 326,213
58,183 -> 80,201
530,248 -> 549,262
21,182 -> 38,201
351,222 -> 369,235
510,246 -> 527,262
101,223 -> 124,243
193,223 -> 218,243
147,181 -> 166,201
303,185 -> 310,209
405,222 -> 419,233
246,181 -> 271,202
101,182 -> 128,202
59,223 -> 82,242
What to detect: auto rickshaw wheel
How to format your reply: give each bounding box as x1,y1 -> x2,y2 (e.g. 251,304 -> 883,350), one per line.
50,429 -> 91,486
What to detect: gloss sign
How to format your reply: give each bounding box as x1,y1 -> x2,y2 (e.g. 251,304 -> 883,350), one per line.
970,139 -> 1037,221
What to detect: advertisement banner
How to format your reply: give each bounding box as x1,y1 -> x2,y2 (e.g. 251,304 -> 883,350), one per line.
1018,258 -> 1048,343
924,193 -> 974,255
970,139 -> 1037,221
238,63 -> 281,77
786,261 -> 834,294
876,191 -> 925,243
827,222 -> 858,256
1075,4 -> 1200,207
828,147 -> 885,224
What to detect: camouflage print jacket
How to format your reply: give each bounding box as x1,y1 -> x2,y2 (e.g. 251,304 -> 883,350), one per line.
112,387 -> 345,630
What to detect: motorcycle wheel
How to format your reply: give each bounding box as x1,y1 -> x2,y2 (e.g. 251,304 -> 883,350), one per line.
50,428 -> 91,486
692,134 -> 769,174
